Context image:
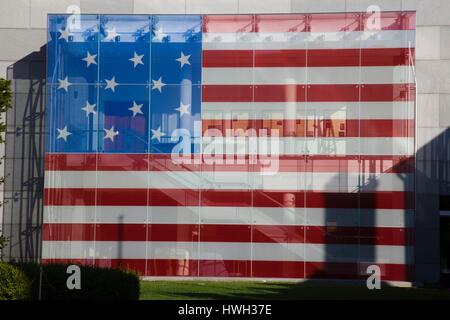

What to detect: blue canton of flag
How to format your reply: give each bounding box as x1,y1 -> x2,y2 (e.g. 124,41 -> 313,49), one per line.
46,14 -> 202,154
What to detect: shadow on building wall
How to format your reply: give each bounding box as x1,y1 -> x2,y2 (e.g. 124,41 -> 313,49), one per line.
2,45 -> 46,262
305,156 -> 414,282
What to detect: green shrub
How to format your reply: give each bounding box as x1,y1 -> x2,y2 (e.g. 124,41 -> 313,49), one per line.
0,262 -> 30,300
17,263 -> 140,300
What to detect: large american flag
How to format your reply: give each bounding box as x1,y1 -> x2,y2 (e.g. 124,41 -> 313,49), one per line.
44,12 -> 416,281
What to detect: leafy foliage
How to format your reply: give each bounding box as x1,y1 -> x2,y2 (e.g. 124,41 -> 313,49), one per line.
0,262 -> 30,300
0,235 -> 8,261
0,79 -> 12,261
17,263 -> 140,300
0,78 -> 12,144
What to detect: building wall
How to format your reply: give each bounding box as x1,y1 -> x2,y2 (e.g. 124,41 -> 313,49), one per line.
0,0 -> 449,283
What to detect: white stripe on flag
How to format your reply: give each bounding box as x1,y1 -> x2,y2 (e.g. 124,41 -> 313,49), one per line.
43,205 -> 414,228
41,241 -> 412,264
44,171 -> 413,191
202,30 -> 416,50
203,137 -> 414,156
202,102 -> 415,120
202,66 -> 415,85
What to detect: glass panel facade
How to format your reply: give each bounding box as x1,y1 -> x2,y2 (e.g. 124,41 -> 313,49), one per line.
44,12 -> 416,281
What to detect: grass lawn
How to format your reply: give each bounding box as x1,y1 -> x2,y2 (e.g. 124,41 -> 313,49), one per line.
140,281 -> 450,300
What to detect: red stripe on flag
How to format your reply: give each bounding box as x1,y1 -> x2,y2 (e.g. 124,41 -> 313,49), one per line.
41,258 -> 413,281
44,188 -> 414,209
304,261 -> 413,281
202,15 -> 255,33
203,48 -> 414,68
45,153 -> 97,171
202,85 -> 254,102
202,84 -> 415,102
43,223 -> 412,245
202,119 -> 415,137
42,258 -> 148,275
45,153 -> 415,173
45,153 -> 149,171
305,190 -> 414,210
202,12 -> 416,33
203,50 -> 254,68
303,225 -> 412,246
44,188 -> 97,206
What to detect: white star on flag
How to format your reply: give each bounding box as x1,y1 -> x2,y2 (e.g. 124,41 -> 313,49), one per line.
151,77 -> 166,93
175,102 -> 190,117
104,126 -> 119,142
105,76 -> 119,92
81,101 -> 96,116
129,101 -> 144,117
129,52 -> 144,68
56,126 -> 72,142
58,76 -> 71,92
176,52 -> 191,68
105,27 -> 119,41
58,28 -> 71,42
151,127 -> 166,142
82,51 -> 97,67
153,28 -> 167,42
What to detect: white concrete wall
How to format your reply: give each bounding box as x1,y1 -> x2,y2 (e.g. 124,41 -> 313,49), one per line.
0,0 -> 449,282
